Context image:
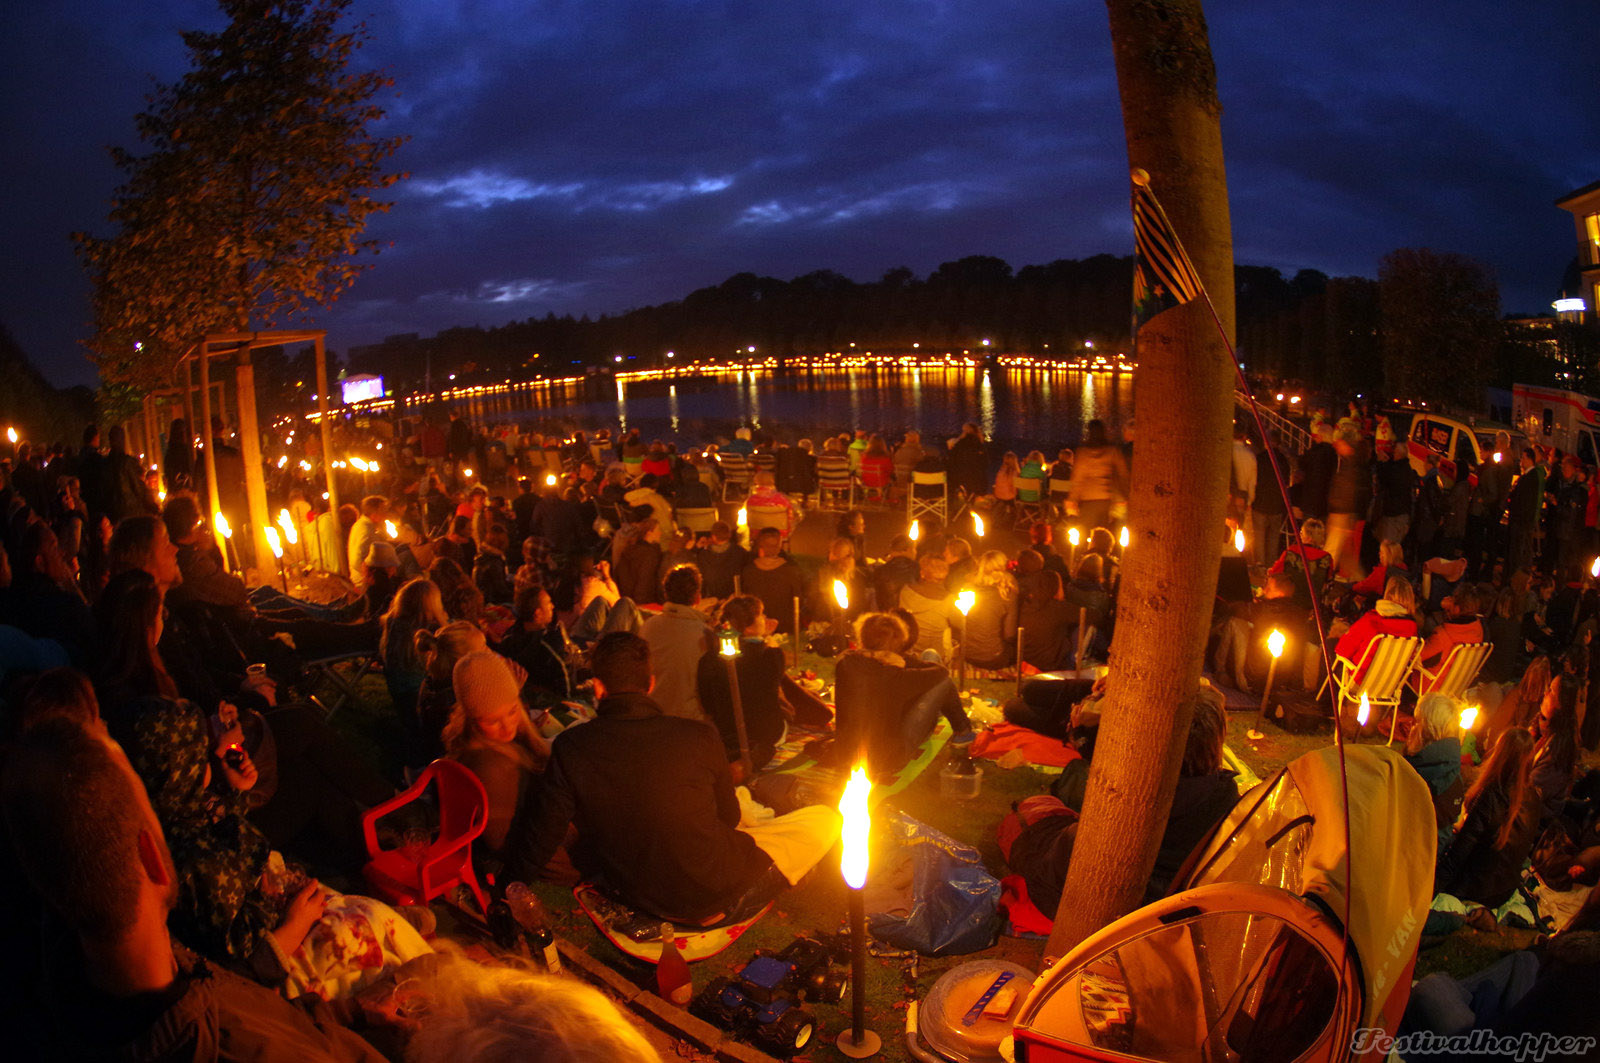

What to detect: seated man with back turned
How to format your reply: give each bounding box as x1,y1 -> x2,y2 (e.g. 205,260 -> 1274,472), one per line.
3,717 -> 384,1062
507,632 -> 840,925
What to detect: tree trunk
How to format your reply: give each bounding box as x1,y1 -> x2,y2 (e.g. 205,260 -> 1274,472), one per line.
1044,0 -> 1237,961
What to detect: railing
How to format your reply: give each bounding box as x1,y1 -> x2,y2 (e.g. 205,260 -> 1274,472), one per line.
1235,390 -> 1312,455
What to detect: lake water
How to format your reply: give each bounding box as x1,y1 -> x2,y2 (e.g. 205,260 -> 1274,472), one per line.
445,365 -> 1134,456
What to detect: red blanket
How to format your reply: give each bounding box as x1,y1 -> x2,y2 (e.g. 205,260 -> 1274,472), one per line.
969,722 -> 1082,767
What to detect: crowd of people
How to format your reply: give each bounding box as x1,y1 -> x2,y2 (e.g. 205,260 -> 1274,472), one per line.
3,395 -> 1599,1058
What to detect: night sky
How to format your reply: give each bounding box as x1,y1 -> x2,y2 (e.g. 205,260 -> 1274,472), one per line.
4,0 -> 1596,388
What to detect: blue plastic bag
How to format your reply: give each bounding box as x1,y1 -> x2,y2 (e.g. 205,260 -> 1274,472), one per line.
866,811 -> 1001,956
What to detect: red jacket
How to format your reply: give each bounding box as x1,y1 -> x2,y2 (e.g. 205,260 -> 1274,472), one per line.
1336,606 -> 1418,681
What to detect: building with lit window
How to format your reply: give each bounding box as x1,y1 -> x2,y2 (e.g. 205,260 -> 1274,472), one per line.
1556,179 -> 1600,323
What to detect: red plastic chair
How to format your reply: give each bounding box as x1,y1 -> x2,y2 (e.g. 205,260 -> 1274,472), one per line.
362,758 -> 490,914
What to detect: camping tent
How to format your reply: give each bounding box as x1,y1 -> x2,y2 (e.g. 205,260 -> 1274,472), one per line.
1012,745 -> 1435,1062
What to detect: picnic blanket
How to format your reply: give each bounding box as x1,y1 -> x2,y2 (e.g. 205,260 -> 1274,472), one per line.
762,719 -> 954,803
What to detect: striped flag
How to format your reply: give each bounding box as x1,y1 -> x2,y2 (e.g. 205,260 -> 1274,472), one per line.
1131,170 -> 1204,332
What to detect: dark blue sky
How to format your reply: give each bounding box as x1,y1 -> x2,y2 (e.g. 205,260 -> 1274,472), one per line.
4,0 -> 1596,388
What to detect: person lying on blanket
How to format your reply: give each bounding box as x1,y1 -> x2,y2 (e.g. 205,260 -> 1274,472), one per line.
998,684 -> 1238,917
506,632 -> 841,926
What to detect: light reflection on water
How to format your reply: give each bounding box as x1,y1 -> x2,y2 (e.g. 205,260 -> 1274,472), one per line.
448,366 -> 1133,453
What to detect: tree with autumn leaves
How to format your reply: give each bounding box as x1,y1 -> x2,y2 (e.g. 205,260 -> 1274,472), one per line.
75,0 -> 405,392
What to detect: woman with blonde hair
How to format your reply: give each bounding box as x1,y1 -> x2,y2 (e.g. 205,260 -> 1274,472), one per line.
381,578 -> 449,761
964,550 -> 1020,670
1435,728 -> 1541,909
442,650 -> 550,856
1485,656 -> 1553,751
816,535 -> 870,620
404,952 -> 662,1063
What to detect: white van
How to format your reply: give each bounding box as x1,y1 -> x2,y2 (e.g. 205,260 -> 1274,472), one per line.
1392,409 -> 1522,478
1512,383 -> 1600,467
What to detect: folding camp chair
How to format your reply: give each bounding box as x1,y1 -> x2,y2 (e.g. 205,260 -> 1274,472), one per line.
746,503 -> 791,541
303,650 -> 383,718
1047,477 -> 1072,516
907,470 -> 948,526
719,453 -> 753,502
816,456 -> 854,511
1316,633 -> 1423,743
675,506 -> 717,534
1413,641 -> 1492,699
1013,476 -> 1046,529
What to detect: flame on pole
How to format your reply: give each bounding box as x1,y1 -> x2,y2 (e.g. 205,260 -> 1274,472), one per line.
546,473 -> 558,487
1119,525 -> 1130,550
1267,629 -> 1286,659
1591,557 -> 1599,580
384,520 -> 398,539
1233,528 -> 1246,554
264,526 -> 283,558
839,765 -> 872,889
1356,692 -> 1371,728
833,580 -> 850,610
955,589 -> 976,616
736,506 -> 748,529
277,509 -> 298,546
972,511 -> 985,537
1067,526 -> 1081,547
5,427 -> 15,444
214,512 -> 232,539
1460,704 -> 1478,731
908,519 -> 920,542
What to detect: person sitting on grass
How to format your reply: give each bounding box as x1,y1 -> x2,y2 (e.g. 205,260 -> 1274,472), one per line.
999,684 -> 1237,916
833,612 -> 973,777
740,526 -> 806,637
1404,692 -> 1466,858
3,718 -> 389,1062
507,632 -> 841,926
697,594 -> 789,773
898,554 -> 961,662
1435,727 -> 1542,911
444,651 -> 551,860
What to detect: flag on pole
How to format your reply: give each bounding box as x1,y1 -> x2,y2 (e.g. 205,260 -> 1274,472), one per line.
1130,169 -> 1204,333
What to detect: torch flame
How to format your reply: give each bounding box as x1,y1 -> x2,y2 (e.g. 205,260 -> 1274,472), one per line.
736,506 -> 747,528
264,526 -> 283,559
214,512 -> 232,540
839,765 -> 872,890
1591,557 -> 1599,580
545,473 -> 558,487
956,589 -> 976,616
832,579 -> 849,610
1356,692 -> 1371,727
5,427 -> 15,444
1267,629 -> 1286,659
1119,526 -> 1130,549
463,467 -> 474,478
908,519 -> 920,541
972,512 -> 985,537
277,509 -> 298,545
1234,528 -> 1246,554
349,456 -> 369,472
1492,451 -> 1502,464
1460,704 -> 1478,731
1067,526 -> 1081,547
384,520 -> 398,539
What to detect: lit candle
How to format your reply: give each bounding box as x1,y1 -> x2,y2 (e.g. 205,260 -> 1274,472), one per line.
1259,629 -> 1286,721
718,633 -> 753,778
836,765 -> 880,1057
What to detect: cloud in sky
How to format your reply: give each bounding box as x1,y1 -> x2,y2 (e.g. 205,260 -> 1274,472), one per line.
2,0 -> 1596,386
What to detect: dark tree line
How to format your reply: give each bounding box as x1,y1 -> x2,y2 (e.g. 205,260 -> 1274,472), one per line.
344,253 -> 1399,394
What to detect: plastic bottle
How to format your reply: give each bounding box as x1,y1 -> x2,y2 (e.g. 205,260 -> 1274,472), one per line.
656,923 -> 692,1005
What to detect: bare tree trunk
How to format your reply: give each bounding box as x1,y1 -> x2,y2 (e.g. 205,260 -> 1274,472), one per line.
1044,0 -> 1237,961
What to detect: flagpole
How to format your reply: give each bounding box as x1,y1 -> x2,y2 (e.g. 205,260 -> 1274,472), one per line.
1131,168 -> 1355,978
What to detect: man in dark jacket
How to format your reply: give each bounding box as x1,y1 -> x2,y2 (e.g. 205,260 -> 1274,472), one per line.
509,632 -> 838,923
3,719 -> 385,1062
1505,448 -> 1543,577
